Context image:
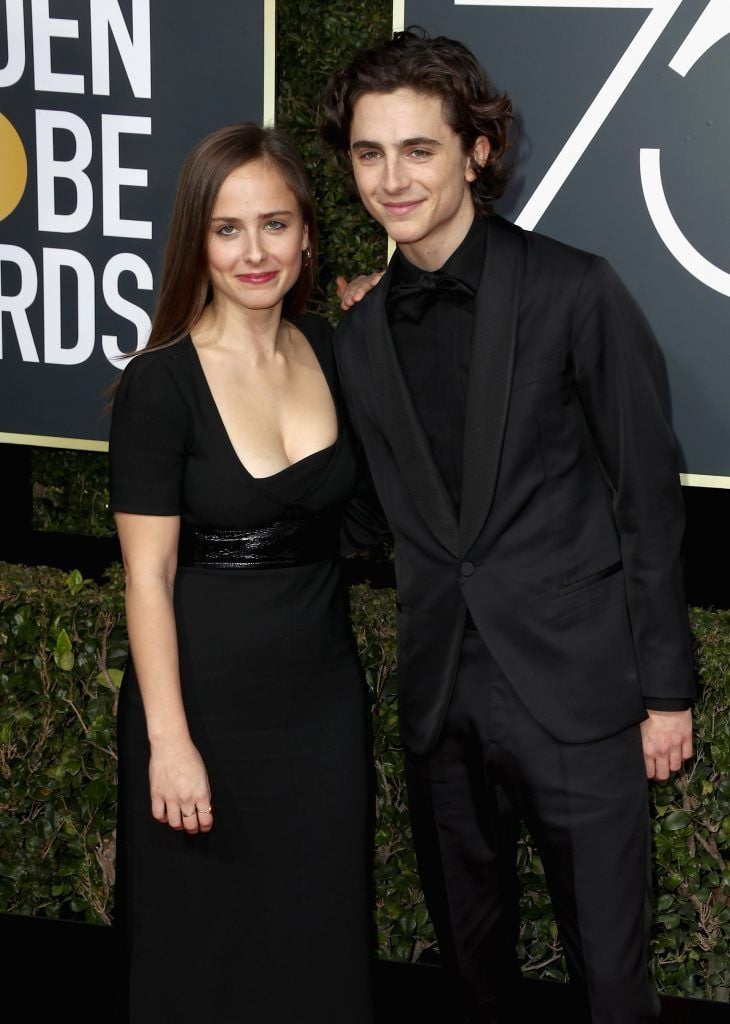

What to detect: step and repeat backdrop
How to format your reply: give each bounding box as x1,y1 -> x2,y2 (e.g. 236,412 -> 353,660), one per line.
1,1 -> 727,485
395,0 -> 729,485
0,0 -> 274,449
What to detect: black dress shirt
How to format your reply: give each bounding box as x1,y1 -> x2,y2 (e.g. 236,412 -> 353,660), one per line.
385,216 -> 689,712
387,216 -> 486,513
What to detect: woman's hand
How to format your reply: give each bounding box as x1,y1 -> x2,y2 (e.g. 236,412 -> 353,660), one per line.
336,272 -> 385,310
149,735 -> 214,835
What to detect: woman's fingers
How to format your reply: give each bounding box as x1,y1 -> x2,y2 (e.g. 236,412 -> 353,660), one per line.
175,802 -> 213,835
149,746 -> 213,833
150,794 -> 167,827
196,805 -> 214,834
180,806 -> 200,834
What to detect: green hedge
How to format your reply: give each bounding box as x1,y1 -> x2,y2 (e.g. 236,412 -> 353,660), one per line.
1,563 -> 727,1000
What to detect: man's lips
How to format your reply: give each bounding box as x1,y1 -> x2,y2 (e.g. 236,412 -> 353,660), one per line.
235,271 -> 278,284
380,199 -> 424,216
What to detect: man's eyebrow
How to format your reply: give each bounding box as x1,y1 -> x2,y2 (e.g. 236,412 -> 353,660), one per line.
400,137 -> 441,149
350,137 -> 442,151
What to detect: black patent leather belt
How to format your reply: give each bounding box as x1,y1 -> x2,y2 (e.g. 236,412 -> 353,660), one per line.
177,511 -> 340,570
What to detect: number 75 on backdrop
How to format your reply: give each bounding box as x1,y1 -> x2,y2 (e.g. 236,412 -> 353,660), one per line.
394,0 -> 730,486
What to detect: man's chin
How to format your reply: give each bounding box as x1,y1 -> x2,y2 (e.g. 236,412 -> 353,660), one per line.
382,222 -> 429,246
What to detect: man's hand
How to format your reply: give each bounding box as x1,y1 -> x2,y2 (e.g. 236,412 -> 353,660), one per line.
640,708 -> 693,780
336,272 -> 385,310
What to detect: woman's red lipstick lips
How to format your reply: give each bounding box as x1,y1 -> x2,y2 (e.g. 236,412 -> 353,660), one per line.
236,271 -> 278,283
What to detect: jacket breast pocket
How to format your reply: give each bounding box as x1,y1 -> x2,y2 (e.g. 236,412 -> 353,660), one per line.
511,349 -> 564,392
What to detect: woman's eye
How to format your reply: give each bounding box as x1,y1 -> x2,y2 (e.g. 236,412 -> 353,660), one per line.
216,224 -> 236,236
264,220 -> 286,231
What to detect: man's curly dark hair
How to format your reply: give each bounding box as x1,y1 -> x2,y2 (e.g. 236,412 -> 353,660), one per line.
320,28 -> 517,214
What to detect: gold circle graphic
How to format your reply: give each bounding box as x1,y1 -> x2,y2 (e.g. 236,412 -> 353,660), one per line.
0,113 -> 28,220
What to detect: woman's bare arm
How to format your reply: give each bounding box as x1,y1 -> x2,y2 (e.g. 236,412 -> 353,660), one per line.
116,512 -> 213,835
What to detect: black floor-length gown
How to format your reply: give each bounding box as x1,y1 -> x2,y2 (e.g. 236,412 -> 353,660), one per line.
110,317 -> 375,1023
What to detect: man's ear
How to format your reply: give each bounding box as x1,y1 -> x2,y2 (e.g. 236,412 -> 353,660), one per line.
466,136 -> 490,182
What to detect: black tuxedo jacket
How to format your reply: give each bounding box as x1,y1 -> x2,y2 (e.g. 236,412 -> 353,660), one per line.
336,215 -> 694,757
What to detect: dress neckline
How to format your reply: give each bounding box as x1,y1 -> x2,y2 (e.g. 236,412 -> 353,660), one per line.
183,331 -> 340,482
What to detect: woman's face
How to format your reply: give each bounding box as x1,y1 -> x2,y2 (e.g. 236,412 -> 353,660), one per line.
206,159 -> 308,314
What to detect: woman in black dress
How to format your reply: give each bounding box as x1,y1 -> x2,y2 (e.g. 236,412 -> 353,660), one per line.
110,125 -> 375,1023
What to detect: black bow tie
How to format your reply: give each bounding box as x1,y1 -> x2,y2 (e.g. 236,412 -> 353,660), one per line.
387,271 -> 475,323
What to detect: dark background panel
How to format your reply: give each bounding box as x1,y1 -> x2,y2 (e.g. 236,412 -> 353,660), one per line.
404,0 -> 730,479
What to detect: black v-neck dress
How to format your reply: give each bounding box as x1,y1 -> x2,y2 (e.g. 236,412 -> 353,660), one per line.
110,316 -> 374,1023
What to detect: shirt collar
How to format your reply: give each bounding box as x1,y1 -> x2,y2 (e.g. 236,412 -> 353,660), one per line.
391,215 -> 488,292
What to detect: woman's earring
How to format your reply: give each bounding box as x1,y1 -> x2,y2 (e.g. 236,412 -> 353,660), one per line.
303,246 -> 312,264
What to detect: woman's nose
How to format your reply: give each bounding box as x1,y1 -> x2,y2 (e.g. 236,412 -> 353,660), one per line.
241,234 -> 265,263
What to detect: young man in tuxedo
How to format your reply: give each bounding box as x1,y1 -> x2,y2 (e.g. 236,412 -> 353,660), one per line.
322,29 -> 695,1024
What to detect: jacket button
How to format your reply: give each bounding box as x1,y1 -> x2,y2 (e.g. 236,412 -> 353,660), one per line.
460,561 -> 475,577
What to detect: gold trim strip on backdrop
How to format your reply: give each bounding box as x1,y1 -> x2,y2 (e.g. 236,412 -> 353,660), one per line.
0,432 -> 109,453
264,0 -> 276,126
680,474 -> 730,490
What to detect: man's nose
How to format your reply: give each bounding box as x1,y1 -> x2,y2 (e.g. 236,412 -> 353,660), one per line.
381,155 -> 410,193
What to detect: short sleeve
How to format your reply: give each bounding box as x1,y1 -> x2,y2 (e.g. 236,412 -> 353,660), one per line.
109,350 -> 191,515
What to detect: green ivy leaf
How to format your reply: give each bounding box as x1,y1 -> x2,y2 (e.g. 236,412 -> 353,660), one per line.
53,628 -> 74,671
65,570 -> 85,596
662,810 -> 691,832
95,668 -> 123,690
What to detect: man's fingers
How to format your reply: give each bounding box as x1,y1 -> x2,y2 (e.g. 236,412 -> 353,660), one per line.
336,275 -> 347,299
653,754 -> 670,781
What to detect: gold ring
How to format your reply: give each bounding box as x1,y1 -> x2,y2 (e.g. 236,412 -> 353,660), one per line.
181,810 -> 197,818
197,806 -> 212,814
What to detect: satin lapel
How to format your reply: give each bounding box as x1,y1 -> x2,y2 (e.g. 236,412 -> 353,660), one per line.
366,266 -> 459,556
459,216 -> 526,556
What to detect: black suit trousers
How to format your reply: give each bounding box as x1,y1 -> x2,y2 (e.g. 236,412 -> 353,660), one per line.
405,632 -> 660,1024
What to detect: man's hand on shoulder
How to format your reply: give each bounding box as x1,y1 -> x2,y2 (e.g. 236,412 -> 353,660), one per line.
640,708 -> 693,780
336,272 -> 385,310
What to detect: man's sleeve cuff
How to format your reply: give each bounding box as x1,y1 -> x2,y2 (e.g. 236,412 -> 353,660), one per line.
644,697 -> 694,712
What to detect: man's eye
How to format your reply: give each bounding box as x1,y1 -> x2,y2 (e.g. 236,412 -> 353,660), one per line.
359,151 -> 380,162
409,149 -> 431,159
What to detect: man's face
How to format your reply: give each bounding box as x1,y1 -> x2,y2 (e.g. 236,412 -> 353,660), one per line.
348,88 -> 488,270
